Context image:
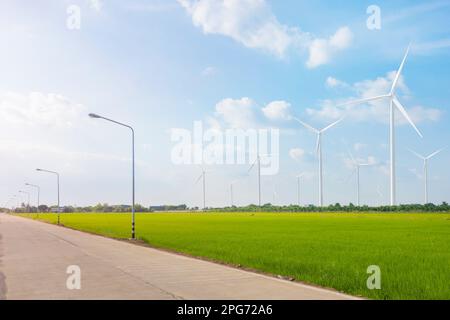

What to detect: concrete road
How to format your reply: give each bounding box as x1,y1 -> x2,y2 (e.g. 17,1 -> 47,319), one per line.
0,213 -> 358,300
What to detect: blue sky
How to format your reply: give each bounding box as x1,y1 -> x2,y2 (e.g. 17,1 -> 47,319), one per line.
1,0 -> 450,208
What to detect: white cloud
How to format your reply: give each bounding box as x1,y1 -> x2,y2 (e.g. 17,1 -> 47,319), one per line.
343,154 -> 378,170
212,97 -> 295,129
262,100 -> 291,121
88,0 -> 103,12
306,27 -> 353,68
201,66 -> 218,77
353,143 -> 367,152
214,97 -> 257,129
326,76 -> 348,89
178,0 -> 352,66
0,92 -> 85,129
178,0 -> 299,58
307,71 -> 442,124
289,148 -> 305,162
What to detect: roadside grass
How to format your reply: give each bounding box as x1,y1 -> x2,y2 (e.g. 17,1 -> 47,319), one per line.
21,212 -> 450,300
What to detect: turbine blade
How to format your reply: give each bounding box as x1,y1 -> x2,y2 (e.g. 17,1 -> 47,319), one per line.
407,148 -> 425,160
335,95 -> 389,108
359,163 -> 373,167
195,174 -> 203,185
315,134 -> 320,156
347,148 -> 356,164
292,117 -> 319,134
247,159 -> 257,173
391,43 -> 411,94
427,147 -> 446,160
392,96 -> 423,138
344,168 -> 357,184
321,117 -> 345,133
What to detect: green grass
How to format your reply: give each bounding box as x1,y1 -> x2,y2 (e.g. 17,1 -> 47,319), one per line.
21,212 -> 450,300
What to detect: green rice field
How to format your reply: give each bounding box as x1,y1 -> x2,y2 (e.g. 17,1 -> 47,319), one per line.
21,212 -> 450,300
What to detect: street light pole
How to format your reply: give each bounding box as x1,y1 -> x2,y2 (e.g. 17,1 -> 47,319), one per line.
89,113 -> 136,240
36,169 -> 60,224
19,190 -> 30,211
26,183 -> 40,216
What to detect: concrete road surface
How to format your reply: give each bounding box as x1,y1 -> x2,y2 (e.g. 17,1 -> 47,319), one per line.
0,213 -> 358,300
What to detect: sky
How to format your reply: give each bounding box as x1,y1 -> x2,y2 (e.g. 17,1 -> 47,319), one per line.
1,0 -> 450,208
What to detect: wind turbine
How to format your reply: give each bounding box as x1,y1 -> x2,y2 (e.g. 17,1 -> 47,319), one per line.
336,44 -> 423,206
248,155 -> 262,207
408,148 -> 445,204
230,180 -> 238,207
292,117 -> 344,206
347,152 -> 373,206
272,182 -> 278,205
195,170 -> 207,210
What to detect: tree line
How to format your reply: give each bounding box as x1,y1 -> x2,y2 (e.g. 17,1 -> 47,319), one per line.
3,202 -> 450,213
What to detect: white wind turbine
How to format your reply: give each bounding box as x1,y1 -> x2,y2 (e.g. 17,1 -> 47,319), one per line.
272,181 -> 279,205
248,153 -> 276,207
292,117 -> 344,207
195,169 -> 209,210
408,148 -> 445,204
347,151 -> 373,206
230,180 -> 239,207
248,155 -> 262,207
336,44 -> 423,206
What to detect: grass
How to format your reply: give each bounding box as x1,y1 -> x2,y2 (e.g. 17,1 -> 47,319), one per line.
21,212 -> 450,300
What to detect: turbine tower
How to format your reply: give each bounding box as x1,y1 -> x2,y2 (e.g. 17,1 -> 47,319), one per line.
230,180 -> 238,207
293,117 -> 344,207
248,155 -> 262,207
195,170 -> 207,210
348,152 -> 373,206
408,148 -> 445,204
337,44 -> 423,206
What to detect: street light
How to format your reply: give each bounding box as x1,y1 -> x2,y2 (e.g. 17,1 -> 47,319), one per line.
26,183 -> 40,216
36,168 -> 60,224
88,113 -> 136,239
18,190 -> 30,211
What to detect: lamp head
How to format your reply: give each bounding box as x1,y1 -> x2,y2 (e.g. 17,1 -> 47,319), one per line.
88,113 -> 101,119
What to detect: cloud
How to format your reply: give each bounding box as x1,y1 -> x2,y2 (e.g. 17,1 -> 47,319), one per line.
307,71 -> 442,125
342,154 -> 378,170
214,97 -> 257,129
306,27 -> 353,68
88,0 -> 103,12
178,0 -> 299,58
178,0 -> 352,66
201,66 -> 218,77
211,97 -> 295,129
262,100 -> 292,121
353,143 -> 367,152
0,92 -> 85,129
326,76 -> 348,89
289,148 -> 305,162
